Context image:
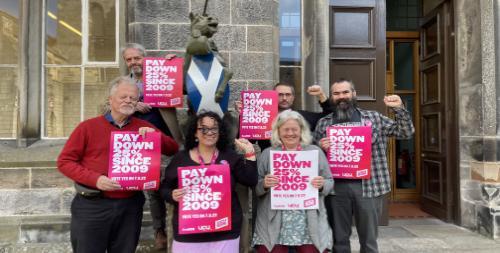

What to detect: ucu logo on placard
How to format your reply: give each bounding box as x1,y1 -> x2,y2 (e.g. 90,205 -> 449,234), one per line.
198,225 -> 211,231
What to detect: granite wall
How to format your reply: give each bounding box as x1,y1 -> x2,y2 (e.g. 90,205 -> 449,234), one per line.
457,0 -> 500,239
127,0 -> 280,111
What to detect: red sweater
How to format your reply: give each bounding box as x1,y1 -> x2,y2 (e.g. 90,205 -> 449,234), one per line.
57,115 -> 179,198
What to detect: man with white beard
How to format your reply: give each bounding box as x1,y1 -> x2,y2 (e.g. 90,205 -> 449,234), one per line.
57,77 -> 178,253
313,79 -> 414,253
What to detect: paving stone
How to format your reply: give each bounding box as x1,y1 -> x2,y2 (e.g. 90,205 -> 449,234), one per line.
19,223 -> 70,243
31,168 -> 72,188
440,235 -> 498,249
0,168 -> 29,189
0,190 -> 30,215
29,190 -> 62,215
378,226 -> 416,238
375,238 -> 405,252
389,238 -> 451,251
60,189 -> 74,214
403,224 -> 475,238
0,225 -> 19,243
388,218 -> 447,226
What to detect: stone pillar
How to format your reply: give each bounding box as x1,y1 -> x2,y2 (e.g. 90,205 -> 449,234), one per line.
303,0 -> 330,111
457,0 -> 500,239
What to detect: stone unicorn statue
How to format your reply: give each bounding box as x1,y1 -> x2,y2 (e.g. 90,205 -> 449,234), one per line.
183,12 -> 233,118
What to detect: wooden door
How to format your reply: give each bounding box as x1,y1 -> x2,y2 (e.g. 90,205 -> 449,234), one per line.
419,1 -> 457,221
329,0 -> 386,112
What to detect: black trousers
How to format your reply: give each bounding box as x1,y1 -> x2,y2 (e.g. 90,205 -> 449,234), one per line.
325,180 -> 383,253
70,193 -> 145,253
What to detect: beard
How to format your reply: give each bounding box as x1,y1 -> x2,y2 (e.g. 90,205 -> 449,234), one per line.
334,97 -> 357,122
130,65 -> 142,76
119,105 -> 136,116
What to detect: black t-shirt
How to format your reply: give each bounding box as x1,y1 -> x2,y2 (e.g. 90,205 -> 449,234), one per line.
160,149 -> 257,242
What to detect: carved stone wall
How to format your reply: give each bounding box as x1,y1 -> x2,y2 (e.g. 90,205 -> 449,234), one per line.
457,0 -> 500,239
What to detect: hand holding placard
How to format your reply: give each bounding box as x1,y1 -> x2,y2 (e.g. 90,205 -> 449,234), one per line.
96,175 -> 121,191
172,188 -> 187,202
138,126 -> 155,138
310,176 -> 325,189
263,174 -> 279,189
319,137 -> 330,151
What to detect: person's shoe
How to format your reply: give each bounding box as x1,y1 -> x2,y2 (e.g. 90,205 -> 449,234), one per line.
154,229 -> 167,250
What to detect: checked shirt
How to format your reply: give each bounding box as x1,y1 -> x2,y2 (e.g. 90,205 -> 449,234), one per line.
313,107 -> 415,197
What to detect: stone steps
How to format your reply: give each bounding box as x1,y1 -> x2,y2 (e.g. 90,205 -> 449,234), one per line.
0,214 -> 159,252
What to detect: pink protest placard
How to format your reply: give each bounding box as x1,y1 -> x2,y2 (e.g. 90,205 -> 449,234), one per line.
239,90 -> 278,140
108,131 -> 161,190
270,150 -> 319,210
142,57 -> 184,107
327,126 -> 372,179
178,164 -> 232,234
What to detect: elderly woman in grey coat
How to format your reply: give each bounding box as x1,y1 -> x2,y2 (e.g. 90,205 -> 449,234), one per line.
252,110 -> 333,253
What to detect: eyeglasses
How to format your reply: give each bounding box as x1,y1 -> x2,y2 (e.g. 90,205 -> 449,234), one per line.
278,93 -> 293,98
197,127 -> 219,135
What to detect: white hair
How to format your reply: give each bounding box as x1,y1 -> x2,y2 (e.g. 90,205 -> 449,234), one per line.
270,110 -> 312,147
108,76 -> 137,97
121,43 -> 145,58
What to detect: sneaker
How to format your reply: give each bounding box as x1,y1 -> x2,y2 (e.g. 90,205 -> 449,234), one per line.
154,229 -> 167,250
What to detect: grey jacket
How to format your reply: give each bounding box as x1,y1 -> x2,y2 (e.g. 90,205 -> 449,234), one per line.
254,145 -> 334,252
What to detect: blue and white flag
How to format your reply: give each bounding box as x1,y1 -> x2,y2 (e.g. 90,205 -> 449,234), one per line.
186,53 -> 230,118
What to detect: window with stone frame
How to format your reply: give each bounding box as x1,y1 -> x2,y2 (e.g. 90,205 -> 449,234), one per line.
0,0 -> 20,138
44,0 -> 120,137
279,0 -> 302,108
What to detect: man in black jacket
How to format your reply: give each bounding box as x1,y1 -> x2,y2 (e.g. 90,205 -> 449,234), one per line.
121,43 -> 171,250
252,82 -> 333,151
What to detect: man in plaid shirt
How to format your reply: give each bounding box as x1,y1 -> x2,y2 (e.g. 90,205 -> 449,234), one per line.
313,79 -> 414,253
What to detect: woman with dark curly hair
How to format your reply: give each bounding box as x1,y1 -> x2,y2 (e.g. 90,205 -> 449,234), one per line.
161,111 -> 257,253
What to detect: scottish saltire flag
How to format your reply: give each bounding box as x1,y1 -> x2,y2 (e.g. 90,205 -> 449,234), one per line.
186,53 -> 230,118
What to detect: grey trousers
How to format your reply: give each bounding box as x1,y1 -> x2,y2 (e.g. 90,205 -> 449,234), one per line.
325,180 -> 384,253
145,155 -> 173,230
146,190 -> 166,230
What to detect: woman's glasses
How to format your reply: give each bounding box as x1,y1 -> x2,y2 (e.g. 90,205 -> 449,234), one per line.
197,127 -> 219,135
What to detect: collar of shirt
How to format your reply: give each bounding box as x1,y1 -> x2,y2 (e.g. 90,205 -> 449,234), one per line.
104,112 -> 131,129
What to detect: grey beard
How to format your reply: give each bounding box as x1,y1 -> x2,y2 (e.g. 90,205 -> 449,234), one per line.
336,105 -> 356,122
131,68 -> 142,77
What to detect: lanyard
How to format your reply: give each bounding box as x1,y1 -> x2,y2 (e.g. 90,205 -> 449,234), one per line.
281,144 -> 302,151
196,148 -> 219,165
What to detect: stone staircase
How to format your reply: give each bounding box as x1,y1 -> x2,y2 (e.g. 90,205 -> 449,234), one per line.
0,165 -> 160,252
